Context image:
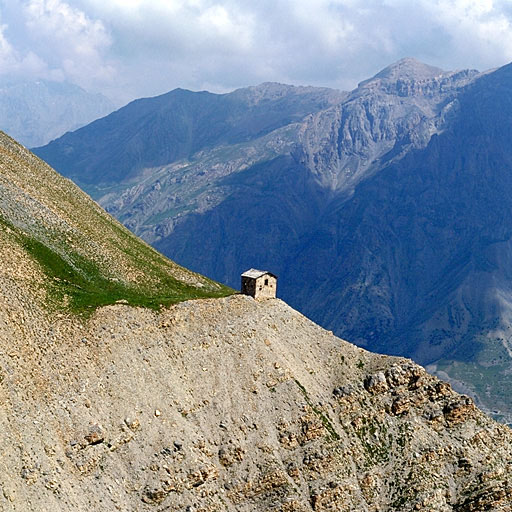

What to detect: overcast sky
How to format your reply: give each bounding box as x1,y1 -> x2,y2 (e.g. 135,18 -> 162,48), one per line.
1,0 -> 512,104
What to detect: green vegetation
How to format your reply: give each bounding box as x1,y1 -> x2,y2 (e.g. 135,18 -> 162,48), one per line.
389,467 -> 418,508
294,379 -> 340,441
353,415 -> 392,466
434,334 -> 512,423
0,213 -> 234,316
396,423 -> 410,449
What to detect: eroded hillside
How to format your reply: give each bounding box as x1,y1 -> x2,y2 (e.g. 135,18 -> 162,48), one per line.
2,130 -> 512,511
1,289 -> 512,511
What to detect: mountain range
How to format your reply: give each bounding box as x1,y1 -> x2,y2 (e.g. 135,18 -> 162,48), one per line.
34,58 -> 512,422
0,79 -> 114,147
2,129 -> 512,510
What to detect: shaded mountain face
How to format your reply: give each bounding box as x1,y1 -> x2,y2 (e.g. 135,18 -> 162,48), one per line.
2,133 -> 512,510
34,82 -> 345,186
0,79 -> 115,147
34,59 -> 512,420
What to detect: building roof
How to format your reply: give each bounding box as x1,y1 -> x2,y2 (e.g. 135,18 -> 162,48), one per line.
241,268 -> 277,279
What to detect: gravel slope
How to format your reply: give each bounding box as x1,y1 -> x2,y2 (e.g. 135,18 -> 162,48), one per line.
0,287 -> 511,510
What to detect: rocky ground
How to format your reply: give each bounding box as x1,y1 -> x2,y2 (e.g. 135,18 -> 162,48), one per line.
1,286 -> 512,510
2,126 -> 512,510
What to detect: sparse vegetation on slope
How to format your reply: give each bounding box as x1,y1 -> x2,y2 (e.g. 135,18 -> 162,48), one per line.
0,130 -> 233,315
1,214 -> 230,314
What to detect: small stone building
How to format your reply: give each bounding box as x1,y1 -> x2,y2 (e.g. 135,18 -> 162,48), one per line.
241,269 -> 277,299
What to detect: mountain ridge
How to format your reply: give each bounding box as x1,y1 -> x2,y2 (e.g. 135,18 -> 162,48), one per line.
34,82 -> 345,186
4,123 -> 512,510
33,59 -> 512,422
362,57 -> 447,84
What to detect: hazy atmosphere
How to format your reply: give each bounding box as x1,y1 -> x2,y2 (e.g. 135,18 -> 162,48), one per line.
2,0 -> 512,104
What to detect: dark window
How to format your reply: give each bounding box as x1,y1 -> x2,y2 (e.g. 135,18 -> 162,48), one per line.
264,279 -> 269,286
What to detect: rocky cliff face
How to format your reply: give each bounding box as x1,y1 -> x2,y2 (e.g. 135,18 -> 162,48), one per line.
33,59 -> 512,422
298,59 -> 479,192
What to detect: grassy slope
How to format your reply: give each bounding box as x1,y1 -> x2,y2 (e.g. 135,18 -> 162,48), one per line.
0,131 -> 234,314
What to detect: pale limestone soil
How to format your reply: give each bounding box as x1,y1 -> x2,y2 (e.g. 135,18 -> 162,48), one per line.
0,288 -> 511,512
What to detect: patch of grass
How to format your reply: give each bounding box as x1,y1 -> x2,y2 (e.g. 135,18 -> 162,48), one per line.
353,416 -> 392,467
295,379 -> 340,441
396,422 -> 411,450
1,214 -> 234,316
389,468 -> 418,508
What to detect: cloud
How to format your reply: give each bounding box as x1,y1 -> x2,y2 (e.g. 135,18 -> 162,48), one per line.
0,0 -> 114,87
2,0 -> 512,102
411,0 -> 512,69
0,8 -> 50,77
0,22 -> 17,68
22,0 -> 115,85
76,0 -> 373,97
84,0 -> 512,99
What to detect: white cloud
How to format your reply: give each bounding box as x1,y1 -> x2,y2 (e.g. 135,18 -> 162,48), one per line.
419,0 -> 512,68
0,22 -> 17,68
0,11 -> 51,77
2,0 -> 512,102
22,0 -> 114,85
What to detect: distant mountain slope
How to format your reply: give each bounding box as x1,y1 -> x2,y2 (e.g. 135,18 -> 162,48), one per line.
34,82 -> 345,186
0,79 -> 114,147
34,59 -> 512,421
0,131 -> 231,314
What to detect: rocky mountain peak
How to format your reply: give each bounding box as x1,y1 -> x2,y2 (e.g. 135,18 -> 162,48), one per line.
230,81 -> 346,107
355,57 -> 480,98
368,57 -> 447,83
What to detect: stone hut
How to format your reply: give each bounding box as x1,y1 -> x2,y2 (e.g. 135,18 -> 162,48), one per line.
241,269 -> 277,299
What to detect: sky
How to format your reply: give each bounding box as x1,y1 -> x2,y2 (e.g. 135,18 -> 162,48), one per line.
1,0 -> 512,104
